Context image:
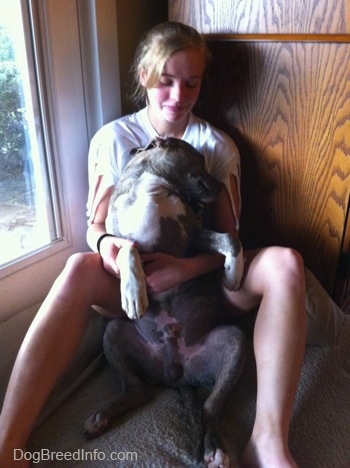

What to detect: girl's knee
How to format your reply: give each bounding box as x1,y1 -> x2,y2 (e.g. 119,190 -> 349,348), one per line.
63,252 -> 100,282
222,247 -> 305,314
250,247 -> 305,296
266,248 -> 306,304
265,247 -> 304,277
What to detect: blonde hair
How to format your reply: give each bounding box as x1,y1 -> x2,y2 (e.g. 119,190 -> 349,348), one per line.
131,21 -> 211,107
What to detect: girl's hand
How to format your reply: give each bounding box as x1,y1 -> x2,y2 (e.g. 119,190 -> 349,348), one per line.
140,252 -> 185,293
140,251 -> 225,294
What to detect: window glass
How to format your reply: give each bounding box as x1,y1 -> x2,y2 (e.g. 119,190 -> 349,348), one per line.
0,0 -> 59,265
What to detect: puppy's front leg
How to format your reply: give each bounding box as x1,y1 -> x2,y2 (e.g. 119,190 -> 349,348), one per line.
116,245 -> 148,319
221,239 -> 244,291
194,230 -> 244,291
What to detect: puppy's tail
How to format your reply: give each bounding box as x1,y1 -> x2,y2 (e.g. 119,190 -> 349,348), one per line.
179,386 -> 204,467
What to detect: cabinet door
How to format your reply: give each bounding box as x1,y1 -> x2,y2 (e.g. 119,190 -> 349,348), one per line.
169,0 -> 350,300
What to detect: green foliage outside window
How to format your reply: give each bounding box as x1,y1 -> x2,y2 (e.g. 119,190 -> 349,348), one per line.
0,24 -> 26,181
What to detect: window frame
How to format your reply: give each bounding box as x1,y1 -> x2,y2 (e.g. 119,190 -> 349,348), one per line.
0,0 -> 121,320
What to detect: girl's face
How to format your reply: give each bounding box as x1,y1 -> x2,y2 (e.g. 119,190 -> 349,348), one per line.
141,48 -> 205,136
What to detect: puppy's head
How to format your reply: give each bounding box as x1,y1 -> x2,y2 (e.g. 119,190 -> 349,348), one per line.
136,137 -> 223,205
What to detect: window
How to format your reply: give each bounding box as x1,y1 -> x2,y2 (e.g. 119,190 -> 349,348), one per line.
0,0 -> 60,266
0,0 -> 120,320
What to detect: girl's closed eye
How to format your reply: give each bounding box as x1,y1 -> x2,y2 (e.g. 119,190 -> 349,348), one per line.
185,80 -> 199,89
159,78 -> 173,86
158,77 -> 201,89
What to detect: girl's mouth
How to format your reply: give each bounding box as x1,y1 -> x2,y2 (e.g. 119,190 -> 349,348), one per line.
164,105 -> 186,115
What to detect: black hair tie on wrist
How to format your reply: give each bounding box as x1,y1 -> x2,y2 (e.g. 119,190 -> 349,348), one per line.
96,233 -> 114,255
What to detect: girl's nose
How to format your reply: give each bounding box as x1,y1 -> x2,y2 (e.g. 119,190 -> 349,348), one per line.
170,82 -> 185,101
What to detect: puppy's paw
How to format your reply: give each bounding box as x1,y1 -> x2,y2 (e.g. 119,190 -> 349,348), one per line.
204,447 -> 230,468
120,273 -> 149,319
117,245 -> 149,319
84,411 -> 109,439
223,247 -> 244,291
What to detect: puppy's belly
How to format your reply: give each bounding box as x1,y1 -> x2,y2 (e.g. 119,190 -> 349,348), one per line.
134,310 -> 203,385
135,309 -> 204,365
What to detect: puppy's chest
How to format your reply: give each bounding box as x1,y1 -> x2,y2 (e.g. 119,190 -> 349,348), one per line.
107,173 -> 191,252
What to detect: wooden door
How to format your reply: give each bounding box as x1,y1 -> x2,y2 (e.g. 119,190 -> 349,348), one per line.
169,0 -> 350,303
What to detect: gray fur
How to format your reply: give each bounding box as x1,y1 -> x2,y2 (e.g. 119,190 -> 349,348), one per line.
85,137 -> 245,467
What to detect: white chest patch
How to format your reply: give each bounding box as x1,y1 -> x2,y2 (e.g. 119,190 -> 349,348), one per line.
106,172 -> 187,251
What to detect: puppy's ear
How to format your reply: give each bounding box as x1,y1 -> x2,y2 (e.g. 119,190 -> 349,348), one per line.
147,137 -> 166,149
130,137 -> 166,155
129,147 -> 140,155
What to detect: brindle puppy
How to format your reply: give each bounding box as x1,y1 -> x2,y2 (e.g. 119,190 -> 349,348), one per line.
84,137 -> 245,467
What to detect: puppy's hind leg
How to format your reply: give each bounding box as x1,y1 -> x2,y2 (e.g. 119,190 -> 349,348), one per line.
84,381 -> 154,439
185,325 -> 246,467
203,326 -> 245,467
179,386 -> 204,462
83,319 -> 154,439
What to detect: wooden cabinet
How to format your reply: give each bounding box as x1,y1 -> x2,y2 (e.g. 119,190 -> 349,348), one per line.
169,0 -> 350,303
169,0 -> 350,35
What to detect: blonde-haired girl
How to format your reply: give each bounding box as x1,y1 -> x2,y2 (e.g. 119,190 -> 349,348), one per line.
0,21 -> 318,468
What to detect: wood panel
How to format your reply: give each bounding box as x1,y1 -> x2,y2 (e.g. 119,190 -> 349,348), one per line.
169,1 -> 350,298
191,42 -> 350,292
169,0 -> 350,35
194,41 -> 350,293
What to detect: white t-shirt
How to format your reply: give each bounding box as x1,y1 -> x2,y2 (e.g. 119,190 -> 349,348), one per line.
86,107 -> 241,229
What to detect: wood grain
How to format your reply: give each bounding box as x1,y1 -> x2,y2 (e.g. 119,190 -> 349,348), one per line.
169,0 -> 350,35
169,0 -> 350,297
203,34 -> 350,43
195,41 -> 350,292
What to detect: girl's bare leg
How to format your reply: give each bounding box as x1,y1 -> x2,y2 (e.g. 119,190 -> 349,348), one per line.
0,247 -> 306,468
0,252 -> 123,468
225,247 -> 306,468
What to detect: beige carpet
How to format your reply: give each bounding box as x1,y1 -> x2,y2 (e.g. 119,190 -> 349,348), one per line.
29,312 -> 350,467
